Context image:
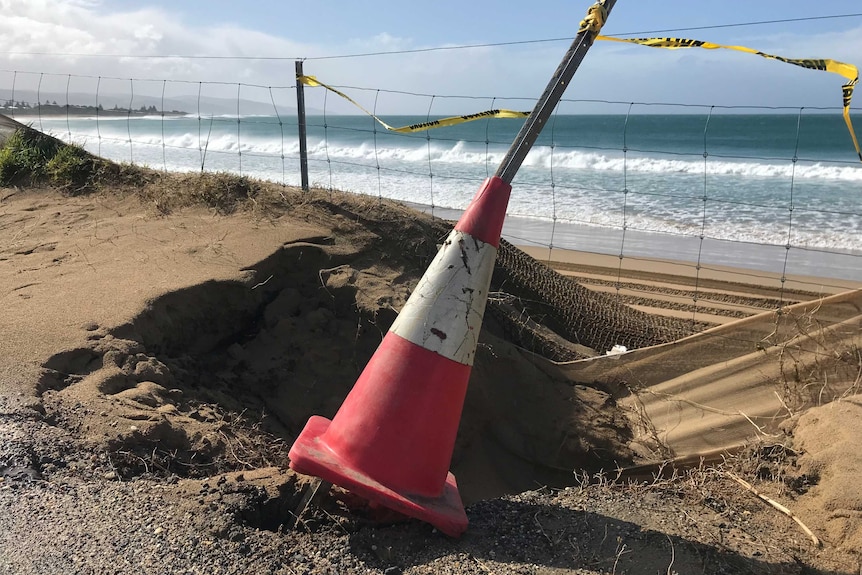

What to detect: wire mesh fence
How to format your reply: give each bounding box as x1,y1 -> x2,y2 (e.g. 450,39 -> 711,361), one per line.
2,68 -> 861,316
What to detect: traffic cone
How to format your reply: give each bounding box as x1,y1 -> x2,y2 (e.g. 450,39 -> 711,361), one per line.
288,176 -> 511,537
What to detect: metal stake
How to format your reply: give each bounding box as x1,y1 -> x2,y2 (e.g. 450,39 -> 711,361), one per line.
295,60 -> 310,192
495,0 -> 617,184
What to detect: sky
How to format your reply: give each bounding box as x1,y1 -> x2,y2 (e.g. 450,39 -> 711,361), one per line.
1,0 -> 861,115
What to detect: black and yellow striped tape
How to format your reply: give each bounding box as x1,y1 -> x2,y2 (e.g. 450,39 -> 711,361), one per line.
298,75 -> 528,133
597,35 -> 861,161
578,1 -> 608,35
299,34 -> 860,162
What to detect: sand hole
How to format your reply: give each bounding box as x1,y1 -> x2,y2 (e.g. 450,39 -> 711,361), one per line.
40,238 -> 641,503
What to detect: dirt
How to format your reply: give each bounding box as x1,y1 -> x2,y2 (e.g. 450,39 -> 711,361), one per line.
1,182 -> 862,574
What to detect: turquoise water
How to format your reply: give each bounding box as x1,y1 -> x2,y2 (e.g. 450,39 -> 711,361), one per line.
22,112 -> 862,278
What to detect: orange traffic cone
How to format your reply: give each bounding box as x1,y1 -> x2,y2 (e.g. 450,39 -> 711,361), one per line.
288,176 -> 511,537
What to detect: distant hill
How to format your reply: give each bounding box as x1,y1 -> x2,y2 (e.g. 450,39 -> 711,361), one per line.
0,89 -> 318,116
1,101 -> 186,116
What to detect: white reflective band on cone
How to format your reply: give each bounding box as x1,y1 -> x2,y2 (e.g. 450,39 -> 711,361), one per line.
389,229 -> 497,366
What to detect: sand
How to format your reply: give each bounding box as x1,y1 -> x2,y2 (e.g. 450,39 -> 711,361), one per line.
2,183 -> 862,574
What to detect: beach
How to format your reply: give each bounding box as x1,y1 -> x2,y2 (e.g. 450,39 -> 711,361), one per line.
16,111 -> 862,280
2,175 -> 862,573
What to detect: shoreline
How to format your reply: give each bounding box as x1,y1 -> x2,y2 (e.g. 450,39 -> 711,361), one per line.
407,202 -> 862,285
3,112 -> 857,273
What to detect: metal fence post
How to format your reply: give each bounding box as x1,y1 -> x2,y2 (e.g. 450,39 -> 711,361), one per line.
295,60 -> 310,192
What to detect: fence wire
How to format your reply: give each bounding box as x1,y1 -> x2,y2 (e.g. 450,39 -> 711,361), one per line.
2,69 -> 861,329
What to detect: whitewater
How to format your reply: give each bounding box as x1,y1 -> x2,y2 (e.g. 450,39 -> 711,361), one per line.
17,113 -> 862,279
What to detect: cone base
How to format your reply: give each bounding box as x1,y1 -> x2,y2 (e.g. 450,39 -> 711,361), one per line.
288,415 -> 468,537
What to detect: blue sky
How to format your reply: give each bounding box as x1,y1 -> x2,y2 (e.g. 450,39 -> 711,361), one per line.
125,0 -> 861,46
2,0 -> 861,114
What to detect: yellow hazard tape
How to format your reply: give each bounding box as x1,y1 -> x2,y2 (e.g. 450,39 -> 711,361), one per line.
298,75 -> 528,133
596,35 -> 862,162
578,1 -> 608,35
299,30 -> 861,162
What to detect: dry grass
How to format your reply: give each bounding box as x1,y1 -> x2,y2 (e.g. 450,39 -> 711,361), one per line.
106,402 -> 291,480
769,302 -> 862,412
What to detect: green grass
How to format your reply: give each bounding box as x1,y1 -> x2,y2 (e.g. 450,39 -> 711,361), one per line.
0,127 -> 109,193
0,126 -> 265,208
45,144 -> 100,191
0,126 -> 305,215
0,128 -> 63,185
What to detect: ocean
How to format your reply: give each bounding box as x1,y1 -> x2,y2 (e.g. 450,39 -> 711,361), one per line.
17,111 -> 862,281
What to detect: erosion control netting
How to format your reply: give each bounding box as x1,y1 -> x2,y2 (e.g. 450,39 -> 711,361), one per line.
492,238 -> 703,358
34,196 -> 698,513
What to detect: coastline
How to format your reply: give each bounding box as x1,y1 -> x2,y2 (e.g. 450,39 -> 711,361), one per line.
409,203 -> 862,285
1,109 -> 188,117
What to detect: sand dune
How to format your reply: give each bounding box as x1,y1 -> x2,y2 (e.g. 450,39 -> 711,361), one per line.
2,183 -> 862,572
